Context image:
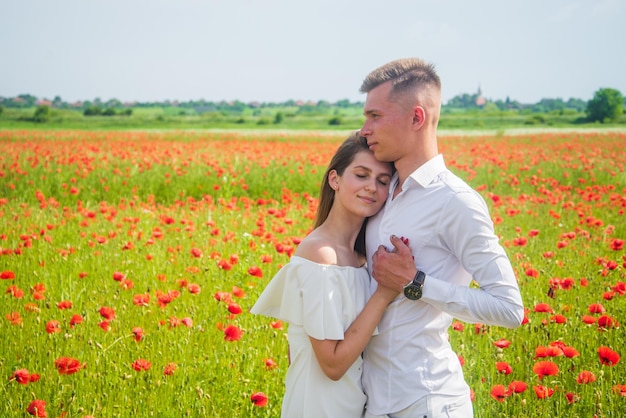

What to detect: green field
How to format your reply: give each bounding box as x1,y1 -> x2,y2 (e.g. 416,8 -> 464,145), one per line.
1,103 -> 625,132
1,129 -> 625,417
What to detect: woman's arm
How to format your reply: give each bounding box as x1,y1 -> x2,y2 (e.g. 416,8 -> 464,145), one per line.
309,287 -> 396,381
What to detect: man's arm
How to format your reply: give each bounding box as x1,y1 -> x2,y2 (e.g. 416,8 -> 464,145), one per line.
372,192 -> 524,328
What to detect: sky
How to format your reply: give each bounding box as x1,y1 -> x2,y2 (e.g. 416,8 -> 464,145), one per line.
1,0 -> 625,105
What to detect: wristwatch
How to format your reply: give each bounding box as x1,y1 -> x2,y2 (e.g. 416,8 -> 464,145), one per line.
403,270 -> 426,300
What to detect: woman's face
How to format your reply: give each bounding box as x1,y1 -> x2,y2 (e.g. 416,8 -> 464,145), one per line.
330,150 -> 393,218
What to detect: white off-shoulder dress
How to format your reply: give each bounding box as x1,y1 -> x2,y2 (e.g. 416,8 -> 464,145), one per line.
251,256 -> 374,418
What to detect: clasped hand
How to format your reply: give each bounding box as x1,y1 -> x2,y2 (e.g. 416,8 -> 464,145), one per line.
372,235 -> 417,293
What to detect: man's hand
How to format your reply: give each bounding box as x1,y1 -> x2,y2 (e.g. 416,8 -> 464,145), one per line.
372,235 -> 417,292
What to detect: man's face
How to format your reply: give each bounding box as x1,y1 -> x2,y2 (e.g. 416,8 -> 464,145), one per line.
360,81 -> 414,163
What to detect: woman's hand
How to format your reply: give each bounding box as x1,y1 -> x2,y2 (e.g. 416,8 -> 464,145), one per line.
372,235 -> 417,293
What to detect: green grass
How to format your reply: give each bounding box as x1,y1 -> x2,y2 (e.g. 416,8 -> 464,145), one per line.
2,106 -> 625,132
0,130 -> 625,417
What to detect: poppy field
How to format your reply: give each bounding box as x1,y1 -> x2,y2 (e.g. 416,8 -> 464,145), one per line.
1,129 -> 625,418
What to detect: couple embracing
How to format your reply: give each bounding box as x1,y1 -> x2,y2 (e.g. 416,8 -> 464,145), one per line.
252,58 -> 524,418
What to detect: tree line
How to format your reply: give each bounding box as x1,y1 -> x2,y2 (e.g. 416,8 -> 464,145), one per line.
1,88 -> 624,124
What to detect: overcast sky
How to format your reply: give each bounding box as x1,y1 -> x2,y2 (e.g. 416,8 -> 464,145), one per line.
1,0 -> 624,105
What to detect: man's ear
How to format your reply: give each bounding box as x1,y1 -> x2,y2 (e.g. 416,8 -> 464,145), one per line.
412,106 -> 426,130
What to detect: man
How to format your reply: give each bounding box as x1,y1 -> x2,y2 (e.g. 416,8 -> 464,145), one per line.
360,58 -> 525,417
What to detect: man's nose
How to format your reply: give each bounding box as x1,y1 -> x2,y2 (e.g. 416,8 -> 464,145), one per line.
360,121 -> 371,137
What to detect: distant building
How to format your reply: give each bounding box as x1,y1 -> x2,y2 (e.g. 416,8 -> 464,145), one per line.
475,85 -> 486,106
35,99 -> 52,107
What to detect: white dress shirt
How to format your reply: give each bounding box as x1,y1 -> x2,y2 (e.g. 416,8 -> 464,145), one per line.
363,154 -> 524,415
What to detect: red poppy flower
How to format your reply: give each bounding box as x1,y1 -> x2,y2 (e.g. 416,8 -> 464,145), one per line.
493,338 -> 511,349
56,300 -> 72,310
597,314 -> 619,329
228,302 -> 243,315
0,270 -> 15,280
248,266 -> 263,277
10,368 -> 31,385
5,311 -> 22,325
565,392 -> 580,404
525,268 -> 539,278
270,320 -> 283,330
164,362 -> 177,376
6,285 -> 24,298
576,371 -> 596,384
217,259 -> 232,270
508,381 -> 528,394
533,385 -> 555,399
46,320 -> 61,334
534,303 -> 553,313
613,384 -> 626,396
190,247 -> 202,258
550,314 -> 567,324
214,291 -> 232,303
54,357 -> 84,375
474,323 -> 487,334
156,290 -> 180,308
32,282 -> 46,294
224,324 -> 244,341
133,293 -> 150,306
588,303 -> 605,314
250,392 -> 268,407
26,399 -> 47,417
598,346 -> 620,366
120,279 -> 134,290
562,346 -> 580,358
452,321 -> 464,332
69,314 -> 83,328
603,291 -> 615,300
581,315 -> 597,324
161,215 -> 175,225
264,358 -> 278,370
611,238 -> 625,250
513,237 -> 527,246
132,327 -> 145,342
559,277 -> 575,290
496,362 -> 512,375
99,306 -> 116,320
112,272 -> 126,282
534,345 -> 563,358
132,358 -> 152,372
187,283 -> 201,294
490,384 -> 509,402
533,361 -> 559,379
232,286 -> 245,298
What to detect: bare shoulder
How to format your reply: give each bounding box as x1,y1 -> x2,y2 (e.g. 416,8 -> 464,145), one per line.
294,234 -> 338,265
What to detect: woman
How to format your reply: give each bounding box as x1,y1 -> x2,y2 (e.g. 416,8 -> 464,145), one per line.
251,132 -> 398,417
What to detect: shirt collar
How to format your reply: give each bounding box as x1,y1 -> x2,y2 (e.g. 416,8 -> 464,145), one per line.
407,154 -> 446,188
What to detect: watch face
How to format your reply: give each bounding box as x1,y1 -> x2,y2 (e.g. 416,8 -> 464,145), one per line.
404,284 -> 422,300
